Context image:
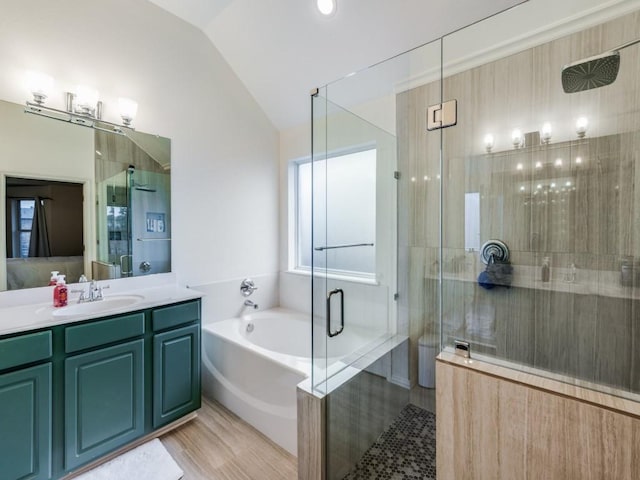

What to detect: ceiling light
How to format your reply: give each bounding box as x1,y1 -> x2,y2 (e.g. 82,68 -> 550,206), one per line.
317,0 -> 336,16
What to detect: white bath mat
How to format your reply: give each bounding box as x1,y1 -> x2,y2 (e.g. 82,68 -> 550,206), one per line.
74,438 -> 183,480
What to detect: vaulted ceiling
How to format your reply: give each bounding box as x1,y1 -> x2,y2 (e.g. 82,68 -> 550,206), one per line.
147,0 -> 525,129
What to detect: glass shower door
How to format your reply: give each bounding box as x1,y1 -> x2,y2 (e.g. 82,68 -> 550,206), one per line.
96,169 -> 132,278
311,87 -> 405,479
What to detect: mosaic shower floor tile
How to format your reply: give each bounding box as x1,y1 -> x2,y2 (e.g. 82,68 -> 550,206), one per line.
342,403 -> 436,480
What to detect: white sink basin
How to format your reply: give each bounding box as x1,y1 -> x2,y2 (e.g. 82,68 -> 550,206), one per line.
51,295 -> 145,319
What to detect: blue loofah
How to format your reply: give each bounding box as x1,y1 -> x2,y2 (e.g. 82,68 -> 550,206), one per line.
478,270 -> 495,289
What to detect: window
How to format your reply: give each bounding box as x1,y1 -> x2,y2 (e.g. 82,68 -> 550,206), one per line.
13,199 -> 35,258
293,148 -> 376,278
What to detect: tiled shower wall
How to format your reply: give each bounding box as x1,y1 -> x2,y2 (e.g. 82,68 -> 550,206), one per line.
398,10 -> 640,394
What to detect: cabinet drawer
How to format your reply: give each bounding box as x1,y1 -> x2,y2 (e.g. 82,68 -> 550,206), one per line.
0,331 -> 52,371
65,313 -> 145,353
152,300 -> 200,331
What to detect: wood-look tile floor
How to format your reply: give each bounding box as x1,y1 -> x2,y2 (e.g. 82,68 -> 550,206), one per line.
160,397 -> 297,480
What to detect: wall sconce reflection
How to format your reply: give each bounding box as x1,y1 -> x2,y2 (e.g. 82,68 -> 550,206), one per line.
576,117 -> 588,138
512,129 -> 524,148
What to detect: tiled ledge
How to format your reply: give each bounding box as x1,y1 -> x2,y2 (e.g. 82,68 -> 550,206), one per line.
426,266 -> 640,300
437,351 -> 640,418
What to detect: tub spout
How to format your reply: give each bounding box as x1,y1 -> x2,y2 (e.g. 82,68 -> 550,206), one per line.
244,299 -> 259,309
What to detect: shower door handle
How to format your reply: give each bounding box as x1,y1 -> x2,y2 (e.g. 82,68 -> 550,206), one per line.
327,288 -> 344,338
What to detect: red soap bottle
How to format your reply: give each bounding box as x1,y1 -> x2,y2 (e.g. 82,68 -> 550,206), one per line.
53,275 -> 68,307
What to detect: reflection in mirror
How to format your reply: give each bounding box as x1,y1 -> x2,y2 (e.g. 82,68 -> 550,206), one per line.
0,98 -> 171,292
5,177 -> 84,290
94,130 -> 171,279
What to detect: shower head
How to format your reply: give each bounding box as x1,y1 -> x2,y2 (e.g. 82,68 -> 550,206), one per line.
561,51 -> 620,93
561,38 -> 640,93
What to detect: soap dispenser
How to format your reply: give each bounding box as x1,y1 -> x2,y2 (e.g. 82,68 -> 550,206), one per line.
54,275 -> 68,308
541,257 -> 550,283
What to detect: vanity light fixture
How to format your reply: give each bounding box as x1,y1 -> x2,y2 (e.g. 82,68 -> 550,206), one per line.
23,70 -> 139,132
484,133 -> 495,152
575,116 -> 588,138
317,0 -> 337,16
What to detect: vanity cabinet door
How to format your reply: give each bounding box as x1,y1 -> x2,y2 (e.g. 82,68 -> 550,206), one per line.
0,363 -> 52,480
64,339 -> 144,471
152,324 -> 201,428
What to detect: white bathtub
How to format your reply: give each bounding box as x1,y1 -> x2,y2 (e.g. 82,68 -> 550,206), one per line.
201,307 -> 384,455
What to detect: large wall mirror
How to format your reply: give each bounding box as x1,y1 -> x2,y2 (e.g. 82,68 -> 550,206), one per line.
0,99 -> 171,291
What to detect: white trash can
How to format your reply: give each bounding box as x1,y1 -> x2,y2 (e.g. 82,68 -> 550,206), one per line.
418,335 -> 438,388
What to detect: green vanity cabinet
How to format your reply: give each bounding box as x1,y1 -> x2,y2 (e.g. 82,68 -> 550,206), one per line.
0,297 -> 201,480
153,324 -> 201,428
152,301 -> 201,428
64,339 -> 145,471
0,330 -> 53,480
0,363 -> 52,480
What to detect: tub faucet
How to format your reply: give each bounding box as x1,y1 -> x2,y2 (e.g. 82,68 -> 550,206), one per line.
244,299 -> 259,309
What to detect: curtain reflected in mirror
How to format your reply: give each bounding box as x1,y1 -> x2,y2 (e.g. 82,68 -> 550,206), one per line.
5,177 -> 84,290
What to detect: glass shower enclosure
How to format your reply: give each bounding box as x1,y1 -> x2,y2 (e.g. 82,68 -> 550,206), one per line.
95,130 -> 171,280
309,0 -> 640,477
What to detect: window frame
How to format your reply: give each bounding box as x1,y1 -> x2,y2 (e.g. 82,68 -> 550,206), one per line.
289,144 -> 377,282
11,198 -> 36,258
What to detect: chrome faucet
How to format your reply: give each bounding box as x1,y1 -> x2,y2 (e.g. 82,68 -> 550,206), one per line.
244,299 -> 259,309
72,280 -> 110,303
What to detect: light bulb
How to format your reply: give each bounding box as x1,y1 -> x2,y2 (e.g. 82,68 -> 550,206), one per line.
575,156 -> 583,164
26,71 -> 54,105
516,163 -> 523,171
512,129 -> 523,148
576,117 -> 588,138
317,0 -> 336,15
541,122 -> 552,143
118,97 -> 138,126
535,161 -> 543,169
555,158 -> 563,167
74,85 -> 99,115
484,133 -> 494,153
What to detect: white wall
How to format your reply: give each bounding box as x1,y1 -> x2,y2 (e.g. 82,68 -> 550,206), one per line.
0,0 -> 280,304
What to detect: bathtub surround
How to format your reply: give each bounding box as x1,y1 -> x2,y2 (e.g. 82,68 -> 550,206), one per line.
192,272 -> 279,324
202,308 -> 309,455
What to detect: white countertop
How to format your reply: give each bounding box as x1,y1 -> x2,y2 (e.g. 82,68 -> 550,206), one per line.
0,274 -> 203,337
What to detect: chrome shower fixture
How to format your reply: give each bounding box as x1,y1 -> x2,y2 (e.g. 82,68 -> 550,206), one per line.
561,38 -> 640,93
